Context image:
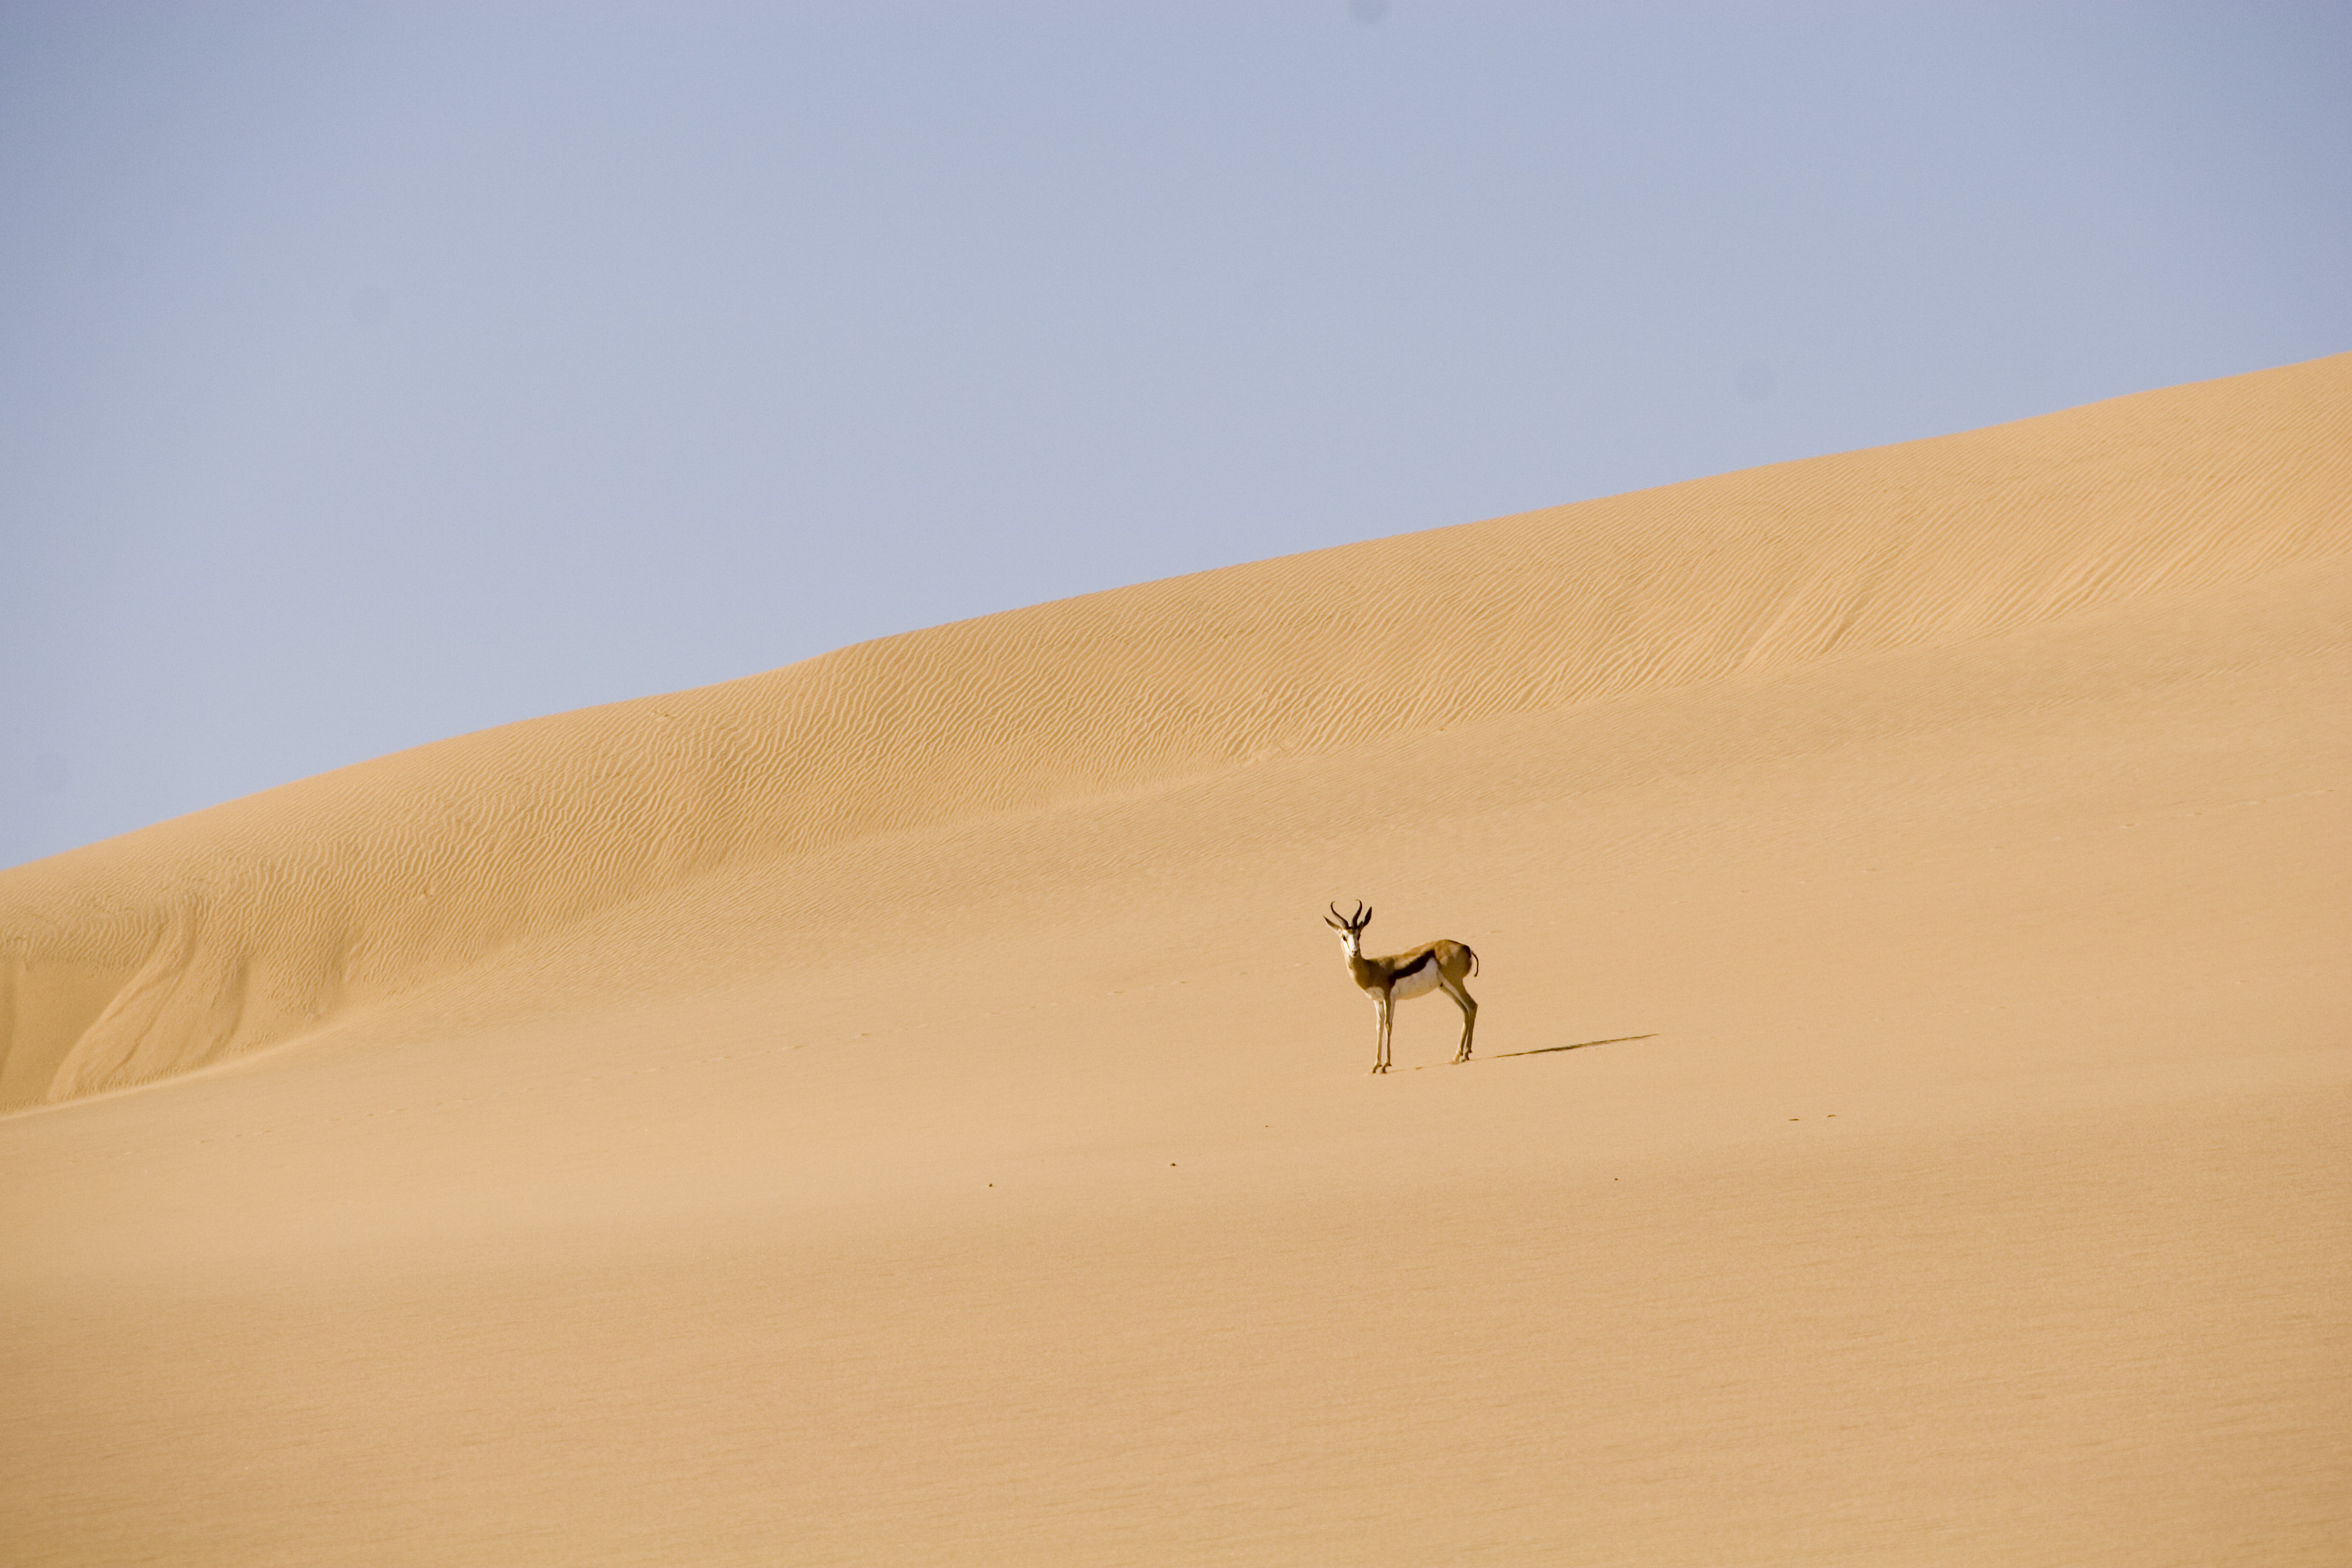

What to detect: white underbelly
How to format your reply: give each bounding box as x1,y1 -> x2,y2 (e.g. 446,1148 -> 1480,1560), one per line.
1391,964 -> 1442,1001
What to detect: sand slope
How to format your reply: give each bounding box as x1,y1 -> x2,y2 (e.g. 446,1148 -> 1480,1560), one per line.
1,355 -> 2347,1566
3,353 -> 2345,1106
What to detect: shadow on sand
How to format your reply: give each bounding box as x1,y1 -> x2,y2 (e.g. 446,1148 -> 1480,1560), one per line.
1489,1034 -> 1657,1060
1408,1034 -> 1657,1070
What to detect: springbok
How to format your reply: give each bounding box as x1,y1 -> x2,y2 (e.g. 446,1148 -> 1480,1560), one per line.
1324,901 -> 1479,1073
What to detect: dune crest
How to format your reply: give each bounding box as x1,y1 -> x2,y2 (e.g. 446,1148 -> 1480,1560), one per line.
3,352 -> 2347,1108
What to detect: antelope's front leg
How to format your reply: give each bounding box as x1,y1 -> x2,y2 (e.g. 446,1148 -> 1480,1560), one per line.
1371,995 -> 1393,1074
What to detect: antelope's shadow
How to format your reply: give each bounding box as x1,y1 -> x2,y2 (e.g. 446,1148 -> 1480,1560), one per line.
1412,1033 -> 1657,1069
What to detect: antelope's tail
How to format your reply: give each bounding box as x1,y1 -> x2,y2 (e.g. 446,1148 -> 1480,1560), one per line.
1465,944 -> 1480,977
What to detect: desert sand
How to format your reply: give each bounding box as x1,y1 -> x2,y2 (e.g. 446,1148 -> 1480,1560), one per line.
3,354 -> 2347,1565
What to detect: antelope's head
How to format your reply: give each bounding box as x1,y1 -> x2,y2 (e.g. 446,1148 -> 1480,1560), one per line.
1324,900 -> 1373,959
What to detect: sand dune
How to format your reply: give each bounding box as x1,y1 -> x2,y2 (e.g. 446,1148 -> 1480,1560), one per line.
3,352 -> 2346,1108
1,355 -> 2346,1565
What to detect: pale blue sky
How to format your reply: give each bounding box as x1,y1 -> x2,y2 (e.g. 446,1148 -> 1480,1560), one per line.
4,1 -> 2347,868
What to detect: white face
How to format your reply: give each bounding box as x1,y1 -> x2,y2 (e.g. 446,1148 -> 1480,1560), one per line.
1333,926 -> 1361,959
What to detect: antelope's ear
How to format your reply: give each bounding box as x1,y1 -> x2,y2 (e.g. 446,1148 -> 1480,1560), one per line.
1324,915 -> 1344,929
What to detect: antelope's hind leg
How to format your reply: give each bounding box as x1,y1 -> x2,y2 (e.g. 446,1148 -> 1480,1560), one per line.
1442,976 -> 1478,1063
